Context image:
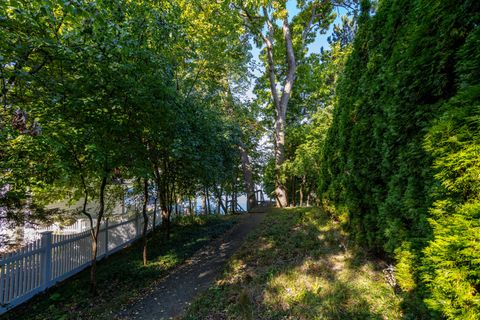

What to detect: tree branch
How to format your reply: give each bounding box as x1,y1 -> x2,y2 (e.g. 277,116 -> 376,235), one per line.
279,16 -> 296,118
302,5 -> 317,45
261,6 -> 280,111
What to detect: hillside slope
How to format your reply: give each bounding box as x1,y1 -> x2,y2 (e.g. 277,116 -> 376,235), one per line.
184,208 -> 402,320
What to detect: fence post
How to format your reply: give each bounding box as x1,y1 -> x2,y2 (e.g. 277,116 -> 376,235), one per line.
104,219 -> 109,257
41,231 -> 52,289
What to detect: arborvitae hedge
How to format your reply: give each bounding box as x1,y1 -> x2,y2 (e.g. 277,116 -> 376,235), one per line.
320,0 -> 480,318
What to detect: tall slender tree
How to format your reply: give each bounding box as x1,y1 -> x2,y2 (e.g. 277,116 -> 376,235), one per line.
233,0 -> 354,206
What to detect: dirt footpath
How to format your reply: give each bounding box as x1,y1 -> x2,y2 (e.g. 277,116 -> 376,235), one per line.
116,212 -> 266,320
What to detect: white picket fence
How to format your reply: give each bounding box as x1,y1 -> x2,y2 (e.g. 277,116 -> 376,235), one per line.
36,219 -> 93,234
0,211 -> 160,315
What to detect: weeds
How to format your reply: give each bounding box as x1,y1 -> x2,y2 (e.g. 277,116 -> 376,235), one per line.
5,215 -> 238,320
184,208 -> 403,320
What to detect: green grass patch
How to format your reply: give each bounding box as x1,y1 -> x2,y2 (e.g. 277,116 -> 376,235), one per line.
5,214 -> 239,320
184,207 -> 403,320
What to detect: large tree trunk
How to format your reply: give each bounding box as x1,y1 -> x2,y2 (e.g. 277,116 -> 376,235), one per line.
276,16 -> 297,208
242,4 -> 327,209
239,142 -> 256,211
141,178 -> 149,266
274,113 -> 288,208
260,7 -> 297,208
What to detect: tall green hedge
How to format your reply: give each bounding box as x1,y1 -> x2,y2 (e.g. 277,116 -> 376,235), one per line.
320,0 -> 480,318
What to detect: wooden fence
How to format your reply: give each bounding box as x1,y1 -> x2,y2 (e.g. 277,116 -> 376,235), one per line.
0,211 -> 160,315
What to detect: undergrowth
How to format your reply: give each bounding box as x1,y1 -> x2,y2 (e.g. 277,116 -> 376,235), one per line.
4,214 -> 238,320
184,207 -> 403,320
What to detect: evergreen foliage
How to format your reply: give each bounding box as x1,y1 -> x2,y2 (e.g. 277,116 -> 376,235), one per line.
320,0 -> 480,317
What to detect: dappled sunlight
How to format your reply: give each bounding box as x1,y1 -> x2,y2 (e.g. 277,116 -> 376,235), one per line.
217,258 -> 249,286
263,246 -> 402,319
4,216 -> 236,319
148,252 -> 179,269
185,208 -> 403,319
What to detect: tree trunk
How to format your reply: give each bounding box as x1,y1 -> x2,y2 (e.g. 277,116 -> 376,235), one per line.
122,186 -> 126,215
188,197 -> 193,215
232,180 -> 236,214
160,186 -> 170,239
142,178 -> 149,266
299,176 -> 305,207
90,234 -> 98,294
161,193 -> 171,239
166,211 -> 171,239
299,189 -> 303,208
259,8 -> 299,209
90,175 -> 107,295
274,113 -> 288,208
153,163 -> 170,239
167,182 -> 175,239
206,187 -> 211,214
239,142 -> 256,211
201,191 -> 207,215
216,186 -> 225,214
152,195 -> 157,232
225,194 -> 229,214
291,176 -> 296,207
175,196 -> 179,215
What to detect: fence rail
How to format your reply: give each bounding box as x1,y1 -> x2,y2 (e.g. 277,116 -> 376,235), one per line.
0,211 -> 160,315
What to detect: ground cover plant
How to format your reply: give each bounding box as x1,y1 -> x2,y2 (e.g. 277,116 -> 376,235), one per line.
184,208 -> 402,320
4,215 -> 239,320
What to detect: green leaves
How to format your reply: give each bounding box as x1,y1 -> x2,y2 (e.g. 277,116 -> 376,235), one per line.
0,0 -> 243,223
320,0 -> 480,318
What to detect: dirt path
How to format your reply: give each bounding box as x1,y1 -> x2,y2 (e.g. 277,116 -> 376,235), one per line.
116,212 -> 266,320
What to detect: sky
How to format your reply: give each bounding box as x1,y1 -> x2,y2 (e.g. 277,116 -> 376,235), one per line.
245,1 -> 348,101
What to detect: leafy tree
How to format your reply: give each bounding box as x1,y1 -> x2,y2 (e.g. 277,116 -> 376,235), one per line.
0,0 -> 249,292
234,0 -> 356,207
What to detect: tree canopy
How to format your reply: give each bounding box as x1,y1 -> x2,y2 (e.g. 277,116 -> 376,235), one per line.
2,0 -> 480,318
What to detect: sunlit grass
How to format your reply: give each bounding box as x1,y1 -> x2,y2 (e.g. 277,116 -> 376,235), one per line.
184,207 -> 403,320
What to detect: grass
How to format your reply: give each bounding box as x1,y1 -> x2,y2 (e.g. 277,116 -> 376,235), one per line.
4,214 -> 239,320
183,207 -> 403,320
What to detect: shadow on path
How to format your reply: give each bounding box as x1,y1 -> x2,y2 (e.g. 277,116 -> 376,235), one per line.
116,212 -> 266,320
